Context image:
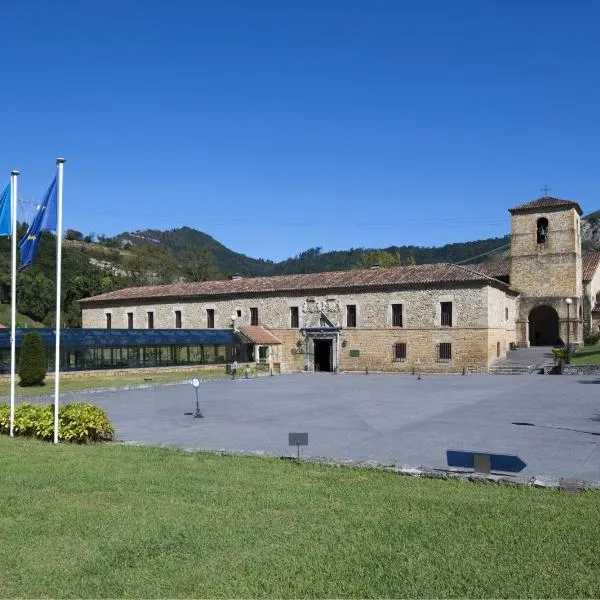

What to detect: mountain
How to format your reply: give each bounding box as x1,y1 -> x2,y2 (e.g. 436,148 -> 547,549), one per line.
113,226 -> 512,276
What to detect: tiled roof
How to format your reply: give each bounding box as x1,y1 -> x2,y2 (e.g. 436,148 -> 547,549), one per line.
509,196 -> 583,215
238,326 -> 282,345
80,263 -> 511,305
583,252 -> 600,282
468,260 -> 510,279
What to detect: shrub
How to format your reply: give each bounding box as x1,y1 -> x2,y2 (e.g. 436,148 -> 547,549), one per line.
552,347 -> 568,364
18,331 -> 47,387
584,332 -> 600,346
0,402 -> 114,443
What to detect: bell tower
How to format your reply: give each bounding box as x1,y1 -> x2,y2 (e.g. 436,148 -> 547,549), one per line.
509,197 -> 583,347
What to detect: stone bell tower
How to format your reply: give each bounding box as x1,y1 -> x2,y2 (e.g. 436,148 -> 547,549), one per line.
509,197 -> 583,347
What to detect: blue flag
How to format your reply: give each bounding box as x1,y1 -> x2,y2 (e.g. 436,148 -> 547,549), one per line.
0,183 -> 11,236
19,176 -> 58,270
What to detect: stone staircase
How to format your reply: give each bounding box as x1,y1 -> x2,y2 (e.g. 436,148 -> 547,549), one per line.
488,347 -> 555,375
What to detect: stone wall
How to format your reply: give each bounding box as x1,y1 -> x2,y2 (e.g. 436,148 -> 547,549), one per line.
510,207 -> 581,298
82,282 -> 516,373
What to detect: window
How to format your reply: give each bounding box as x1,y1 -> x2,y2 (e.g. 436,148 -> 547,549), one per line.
505,307 -> 509,321
441,302 -> 452,327
290,306 -> 299,328
236,309 -> 241,317
438,343 -> 452,361
392,304 -> 403,327
127,312 -> 133,329
346,305 -> 357,328
175,310 -> 182,329
106,313 -> 112,329
394,342 -> 406,361
250,307 -> 258,326
147,311 -> 154,329
496,341 -> 501,358
537,217 -> 549,245
206,309 -> 215,329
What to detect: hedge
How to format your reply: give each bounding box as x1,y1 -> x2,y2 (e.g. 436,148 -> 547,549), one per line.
0,402 -> 114,443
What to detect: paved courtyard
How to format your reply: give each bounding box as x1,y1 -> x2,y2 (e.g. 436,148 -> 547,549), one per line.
87,373 -> 600,481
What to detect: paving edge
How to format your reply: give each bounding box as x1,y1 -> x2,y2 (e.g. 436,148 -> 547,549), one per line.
118,442 -> 600,493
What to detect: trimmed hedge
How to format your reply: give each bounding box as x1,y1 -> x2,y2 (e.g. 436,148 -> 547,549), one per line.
18,331 -> 47,387
0,402 -> 114,443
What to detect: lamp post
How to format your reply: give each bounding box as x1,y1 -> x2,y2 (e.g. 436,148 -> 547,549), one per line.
565,298 -> 572,363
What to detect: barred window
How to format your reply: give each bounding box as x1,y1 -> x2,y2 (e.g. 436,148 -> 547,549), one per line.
394,342 -> 406,361
147,311 -> 154,329
346,305 -> 357,328
127,312 -> 133,329
250,307 -> 259,326
441,302 -> 452,327
106,313 -> 112,329
438,343 -> 452,361
206,309 -> 215,329
175,310 -> 182,329
392,304 -> 403,327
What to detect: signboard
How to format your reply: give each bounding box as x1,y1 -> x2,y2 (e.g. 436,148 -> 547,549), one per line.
349,349 -> 360,357
446,450 -> 526,473
289,433 -> 308,446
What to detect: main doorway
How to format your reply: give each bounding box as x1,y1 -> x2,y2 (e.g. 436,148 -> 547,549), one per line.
529,305 -> 560,346
314,339 -> 333,372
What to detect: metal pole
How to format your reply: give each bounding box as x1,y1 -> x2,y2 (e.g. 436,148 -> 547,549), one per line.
9,170 -> 18,437
567,303 -> 570,363
54,158 -> 65,444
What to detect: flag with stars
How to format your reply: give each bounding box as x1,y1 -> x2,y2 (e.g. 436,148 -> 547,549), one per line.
19,176 -> 58,269
0,182 -> 11,236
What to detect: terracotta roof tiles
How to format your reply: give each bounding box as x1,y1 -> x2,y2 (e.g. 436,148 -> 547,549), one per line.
80,263 -> 510,305
238,326 -> 282,345
582,252 -> 600,282
509,196 -> 583,215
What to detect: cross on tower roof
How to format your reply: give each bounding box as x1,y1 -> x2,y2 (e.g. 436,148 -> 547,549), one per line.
541,184 -> 551,197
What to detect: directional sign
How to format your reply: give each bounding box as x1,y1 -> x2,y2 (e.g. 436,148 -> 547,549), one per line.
446,450 -> 526,473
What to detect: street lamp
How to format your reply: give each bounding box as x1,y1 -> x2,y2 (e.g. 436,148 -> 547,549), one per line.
565,298 -> 572,363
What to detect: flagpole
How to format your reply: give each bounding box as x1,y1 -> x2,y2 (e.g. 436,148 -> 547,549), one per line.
9,170 -> 19,437
53,158 -> 65,445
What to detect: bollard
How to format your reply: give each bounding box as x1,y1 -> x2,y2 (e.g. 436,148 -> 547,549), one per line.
462,367 -> 466,376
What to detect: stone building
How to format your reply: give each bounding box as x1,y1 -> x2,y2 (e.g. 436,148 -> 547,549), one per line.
79,196 -> 600,373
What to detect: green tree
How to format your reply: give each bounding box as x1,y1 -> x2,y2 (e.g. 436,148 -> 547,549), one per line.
353,250 -> 403,270
18,331 -> 47,387
182,246 -> 223,282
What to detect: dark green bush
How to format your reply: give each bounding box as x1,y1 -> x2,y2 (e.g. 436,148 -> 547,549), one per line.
18,331 -> 47,387
584,332 -> 600,346
552,347 -> 568,364
0,402 -> 114,443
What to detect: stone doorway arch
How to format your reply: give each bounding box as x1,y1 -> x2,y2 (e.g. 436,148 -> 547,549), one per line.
529,305 -> 560,346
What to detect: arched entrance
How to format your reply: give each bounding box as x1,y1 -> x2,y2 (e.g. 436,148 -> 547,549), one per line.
529,305 -> 560,346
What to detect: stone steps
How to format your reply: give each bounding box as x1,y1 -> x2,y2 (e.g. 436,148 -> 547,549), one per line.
488,364 -> 535,375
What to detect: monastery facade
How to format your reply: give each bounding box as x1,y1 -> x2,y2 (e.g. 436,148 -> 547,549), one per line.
80,197 -> 600,373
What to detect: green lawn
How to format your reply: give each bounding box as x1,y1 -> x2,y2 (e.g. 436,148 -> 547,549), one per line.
0,437 -> 598,598
0,303 -> 44,328
0,367 -> 235,397
571,345 -> 600,365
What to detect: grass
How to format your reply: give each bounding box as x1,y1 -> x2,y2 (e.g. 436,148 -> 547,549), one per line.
571,344 -> 600,365
0,437 -> 598,598
0,303 -> 43,328
0,368 -> 231,397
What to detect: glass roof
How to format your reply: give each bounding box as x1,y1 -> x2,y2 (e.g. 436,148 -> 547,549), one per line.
0,328 -> 238,349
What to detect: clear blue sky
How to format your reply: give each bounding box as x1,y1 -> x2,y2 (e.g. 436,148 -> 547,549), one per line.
2,0 -> 599,261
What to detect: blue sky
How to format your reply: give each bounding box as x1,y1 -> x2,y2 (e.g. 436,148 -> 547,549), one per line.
2,1 -> 599,261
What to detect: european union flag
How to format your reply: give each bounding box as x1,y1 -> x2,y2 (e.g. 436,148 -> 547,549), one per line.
19,176 -> 57,270
0,183 -> 11,236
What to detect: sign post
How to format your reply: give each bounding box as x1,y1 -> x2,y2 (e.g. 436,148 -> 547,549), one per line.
288,432 -> 308,460
191,377 -> 203,418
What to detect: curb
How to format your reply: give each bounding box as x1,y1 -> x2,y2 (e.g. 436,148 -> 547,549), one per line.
117,442 -> 600,493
